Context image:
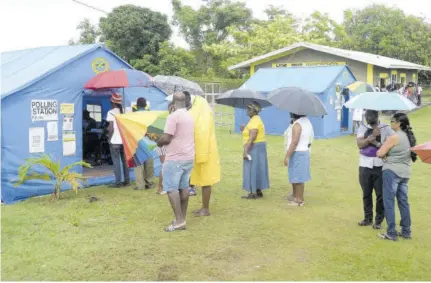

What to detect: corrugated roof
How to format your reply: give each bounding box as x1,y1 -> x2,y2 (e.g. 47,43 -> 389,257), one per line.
229,42 -> 431,71
1,43 -> 127,98
242,65 -> 353,93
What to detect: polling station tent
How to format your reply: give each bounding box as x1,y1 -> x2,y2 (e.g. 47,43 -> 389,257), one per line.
1,44 -> 168,204
234,65 -> 357,138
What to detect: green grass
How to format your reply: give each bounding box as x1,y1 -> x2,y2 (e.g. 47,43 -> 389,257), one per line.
2,108 -> 431,281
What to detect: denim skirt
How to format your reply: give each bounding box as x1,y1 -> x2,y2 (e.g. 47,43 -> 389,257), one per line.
243,142 -> 270,193
288,151 -> 311,184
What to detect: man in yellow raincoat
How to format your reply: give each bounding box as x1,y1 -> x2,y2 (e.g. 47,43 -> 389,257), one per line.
184,91 -> 221,216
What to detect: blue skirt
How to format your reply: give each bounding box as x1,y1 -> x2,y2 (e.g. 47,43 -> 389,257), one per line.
243,142 -> 270,193
288,151 -> 311,184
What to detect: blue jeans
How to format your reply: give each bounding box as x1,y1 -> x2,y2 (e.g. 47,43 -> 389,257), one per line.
383,169 -> 411,238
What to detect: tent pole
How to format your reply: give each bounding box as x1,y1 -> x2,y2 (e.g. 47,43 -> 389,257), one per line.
122,87 -> 126,113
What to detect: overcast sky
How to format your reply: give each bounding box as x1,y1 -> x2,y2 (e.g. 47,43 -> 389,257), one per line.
1,0 -> 430,52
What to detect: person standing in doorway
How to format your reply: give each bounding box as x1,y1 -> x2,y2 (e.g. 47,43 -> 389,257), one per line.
106,93 -> 130,188
133,97 -> 155,190
356,110 -> 394,229
377,113 -> 417,241
157,92 -> 195,232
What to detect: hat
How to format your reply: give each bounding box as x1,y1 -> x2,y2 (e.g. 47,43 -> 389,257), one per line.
111,93 -> 123,104
247,101 -> 262,113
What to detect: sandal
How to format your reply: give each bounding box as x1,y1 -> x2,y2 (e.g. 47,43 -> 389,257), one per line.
241,193 -> 257,199
287,200 -> 305,206
256,189 -> 263,198
164,221 -> 186,232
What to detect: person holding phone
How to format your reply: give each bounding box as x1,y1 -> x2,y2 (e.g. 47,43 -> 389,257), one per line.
356,110 -> 394,229
241,102 -> 269,199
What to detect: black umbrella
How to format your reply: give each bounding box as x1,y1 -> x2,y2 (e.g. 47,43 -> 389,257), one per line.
216,89 -> 272,108
152,75 -> 204,96
267,87 -> 327,116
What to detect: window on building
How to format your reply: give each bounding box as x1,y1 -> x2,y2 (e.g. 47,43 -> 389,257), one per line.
86,104 -> 102,122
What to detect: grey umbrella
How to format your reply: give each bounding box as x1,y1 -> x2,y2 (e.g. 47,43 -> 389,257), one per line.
152,75 -> 204,96
215,89 -> 272,109
267,87 -> 327,116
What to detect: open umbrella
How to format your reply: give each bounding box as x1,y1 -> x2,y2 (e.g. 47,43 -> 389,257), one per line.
215,89 -> 272,108
344,92 -> 417,111
267,87 -> 327,116
84,69 -> 152,89
346,81 -> 375,94
152,75 -> 204,96
115,111 -> 168,168
411,141 -> 431,164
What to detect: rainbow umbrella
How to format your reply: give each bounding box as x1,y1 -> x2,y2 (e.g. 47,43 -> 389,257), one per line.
115,111 -> 168,168
346,81 -> 375,94
84,69 -> 152,89
412,141 -> 431,164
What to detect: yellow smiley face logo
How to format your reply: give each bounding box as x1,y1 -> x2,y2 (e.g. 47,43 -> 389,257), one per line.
92,58 -> 109,74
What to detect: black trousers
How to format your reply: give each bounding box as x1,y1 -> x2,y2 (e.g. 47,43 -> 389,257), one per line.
359,166 -> 384,224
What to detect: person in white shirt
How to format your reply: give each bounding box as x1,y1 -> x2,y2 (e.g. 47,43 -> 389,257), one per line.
417,83 -> 423,106
284,113 -> 314,206
356,110 -> 394,229
352,108 -> 364,135
106,93 -> 130,188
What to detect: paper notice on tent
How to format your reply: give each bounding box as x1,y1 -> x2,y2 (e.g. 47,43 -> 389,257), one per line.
60,103 -> 74,114
29,127 -> 45,153
62,116 -> 73,131
63,131 -> 76,156
31,100 -> 58,122
47,121 -> 58,141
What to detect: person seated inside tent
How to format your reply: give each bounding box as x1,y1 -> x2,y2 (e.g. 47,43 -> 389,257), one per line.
83,109 -> 99,161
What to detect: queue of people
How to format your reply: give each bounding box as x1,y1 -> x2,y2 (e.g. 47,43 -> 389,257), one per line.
105,91 -> 417,240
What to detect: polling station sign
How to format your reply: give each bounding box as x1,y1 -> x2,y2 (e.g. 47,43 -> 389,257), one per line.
31,100 -> 59,122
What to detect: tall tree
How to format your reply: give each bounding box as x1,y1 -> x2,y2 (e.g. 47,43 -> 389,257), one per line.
131,41 -> 197,77
205,14 -> 303,77
69,18 -> 101,45
171,0 -> 254,75
342,5 -> 431,66
302,11 -> 347,47
99,5 -> 172,62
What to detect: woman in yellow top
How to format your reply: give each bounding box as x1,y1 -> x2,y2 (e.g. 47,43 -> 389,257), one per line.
241,102 -> 270,199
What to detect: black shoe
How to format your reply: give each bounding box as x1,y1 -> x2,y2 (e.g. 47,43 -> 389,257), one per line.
373,223 -> 382,230
256,189 -> 263,198
241,194 -> 257,199
122,181 -> 130,187
398,232 -> 412,240
108,183 -> 123,188
145,183 -> 155,189
358,220 -> 373,226
378,233 -> 398,241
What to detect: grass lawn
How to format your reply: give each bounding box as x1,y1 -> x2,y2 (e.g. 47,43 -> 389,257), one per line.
2,108 -> 431,281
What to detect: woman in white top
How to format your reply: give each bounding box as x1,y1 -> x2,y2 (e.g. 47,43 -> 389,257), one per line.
106,93 -> 130,188
284,113 -> 314,206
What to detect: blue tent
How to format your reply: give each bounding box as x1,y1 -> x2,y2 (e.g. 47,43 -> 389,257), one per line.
234,66 -> 357,138
1,44 -> 168,204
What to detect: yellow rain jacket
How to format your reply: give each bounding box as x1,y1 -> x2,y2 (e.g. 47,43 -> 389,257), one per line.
188,96 -> 221,187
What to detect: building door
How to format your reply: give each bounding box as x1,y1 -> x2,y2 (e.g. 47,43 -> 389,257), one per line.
341,89 -> 350,131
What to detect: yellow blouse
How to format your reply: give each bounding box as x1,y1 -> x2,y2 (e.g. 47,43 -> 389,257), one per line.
243,115 -> 265,145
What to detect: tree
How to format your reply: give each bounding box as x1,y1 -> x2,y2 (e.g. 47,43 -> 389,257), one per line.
264,5 -> 291,21
172,0 -> 253,49
342,5 -> 431,66
132,41 -> 197,76
99,5 -> 172,62
69,18 -> 101,45
171,0 -> 254,75
205,15 -> 303,77
302,11 -> 347,47
14,155 -> 92,200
